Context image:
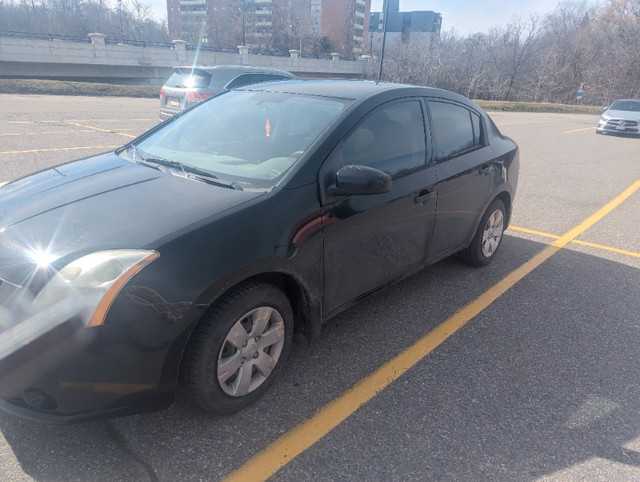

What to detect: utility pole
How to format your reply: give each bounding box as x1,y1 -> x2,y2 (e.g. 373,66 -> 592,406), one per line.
241,0 -> 245,46
118,0 -> 124,40
377,0 -> 390,82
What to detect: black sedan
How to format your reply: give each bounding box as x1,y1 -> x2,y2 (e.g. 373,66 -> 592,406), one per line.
0,80 -> 519,423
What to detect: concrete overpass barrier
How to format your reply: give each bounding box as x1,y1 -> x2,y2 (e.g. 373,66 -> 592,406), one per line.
0,31 -> 369,85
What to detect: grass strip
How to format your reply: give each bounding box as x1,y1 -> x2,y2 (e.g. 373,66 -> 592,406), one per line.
0,79 -> 159,98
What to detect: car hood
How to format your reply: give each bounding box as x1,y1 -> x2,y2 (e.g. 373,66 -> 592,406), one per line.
0,153 -> 264,286
603,109 -> 640,121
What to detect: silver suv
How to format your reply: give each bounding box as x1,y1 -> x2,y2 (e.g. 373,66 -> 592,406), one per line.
159,65 -> 297,120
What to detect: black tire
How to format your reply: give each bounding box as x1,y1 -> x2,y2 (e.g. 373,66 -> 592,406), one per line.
461,198 -> 506,267
183,281 -> 293,414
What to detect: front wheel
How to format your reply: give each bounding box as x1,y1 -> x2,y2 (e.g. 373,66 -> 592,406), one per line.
461,198 -> 506,267
183,282 -> 293,414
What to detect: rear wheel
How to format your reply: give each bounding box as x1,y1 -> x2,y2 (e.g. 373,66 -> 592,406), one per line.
183,282 -> 293,414
461,198 -> 506,267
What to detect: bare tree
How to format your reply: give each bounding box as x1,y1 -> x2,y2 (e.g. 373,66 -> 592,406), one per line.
485,15 -> 542,101
0,0 -> 168,41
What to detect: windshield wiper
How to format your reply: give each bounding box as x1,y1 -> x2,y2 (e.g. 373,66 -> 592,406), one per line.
183,172 -> 243,190
128,145 -> 242,190
172,161 -> 243,190
127,145 -> 164,172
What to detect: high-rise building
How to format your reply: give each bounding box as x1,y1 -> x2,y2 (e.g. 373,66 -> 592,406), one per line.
369,0 -> 442,54
319,0 -> 370,55
166,0 -> 371,56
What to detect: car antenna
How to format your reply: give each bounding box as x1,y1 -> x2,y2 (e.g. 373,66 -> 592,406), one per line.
377,0 -> 391,83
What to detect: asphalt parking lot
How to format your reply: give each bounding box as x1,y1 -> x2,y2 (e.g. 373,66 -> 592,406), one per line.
1,94 -> 639,481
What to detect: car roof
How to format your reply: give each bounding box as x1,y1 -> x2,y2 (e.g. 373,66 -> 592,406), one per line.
239,79 -> 466,103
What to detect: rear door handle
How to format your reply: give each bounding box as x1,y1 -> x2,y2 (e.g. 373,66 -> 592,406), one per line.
414,190 -> 435,206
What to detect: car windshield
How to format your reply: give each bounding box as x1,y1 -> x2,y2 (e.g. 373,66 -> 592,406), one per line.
135,90 -> 349,189
609,100 -> 640,112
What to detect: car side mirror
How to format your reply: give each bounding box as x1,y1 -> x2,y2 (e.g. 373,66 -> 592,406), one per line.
328,165 -> 392,196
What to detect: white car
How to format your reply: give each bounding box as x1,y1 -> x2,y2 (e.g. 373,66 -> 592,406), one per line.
596,99 -> 640,135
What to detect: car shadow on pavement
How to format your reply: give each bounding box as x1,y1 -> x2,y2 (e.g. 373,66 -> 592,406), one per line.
1,235 -> 640,480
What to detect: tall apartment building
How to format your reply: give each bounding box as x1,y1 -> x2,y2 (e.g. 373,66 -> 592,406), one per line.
166,0 -> 371,56
369,0 -> 442,54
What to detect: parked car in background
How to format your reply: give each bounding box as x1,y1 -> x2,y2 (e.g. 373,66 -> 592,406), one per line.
159,65 -> 297,119
0,80 -> 518,423
596,99 -> 640,135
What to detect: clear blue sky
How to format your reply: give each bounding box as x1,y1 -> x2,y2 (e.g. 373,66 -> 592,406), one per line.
148,0 -> 575,36
369,0 -> 565,35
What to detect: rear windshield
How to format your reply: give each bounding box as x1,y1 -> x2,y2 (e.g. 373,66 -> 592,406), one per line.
224,73 -> 292,90
165,68 -> 212,89
610,100 -> 640,112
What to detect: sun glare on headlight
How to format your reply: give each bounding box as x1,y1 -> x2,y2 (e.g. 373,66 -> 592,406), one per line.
32,250 -> 160,327
28,249 -> 56,269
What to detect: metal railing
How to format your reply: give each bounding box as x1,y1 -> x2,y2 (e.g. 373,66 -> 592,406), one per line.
185,44 -> 239,54
0,30 -> 361,61
0,30 -> 91,43
104,38 -> 176,48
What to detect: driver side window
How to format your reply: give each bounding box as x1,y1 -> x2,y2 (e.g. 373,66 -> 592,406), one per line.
339,100 -> 427,177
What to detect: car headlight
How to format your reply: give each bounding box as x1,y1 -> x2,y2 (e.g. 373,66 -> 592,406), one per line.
32,250 -> 159,327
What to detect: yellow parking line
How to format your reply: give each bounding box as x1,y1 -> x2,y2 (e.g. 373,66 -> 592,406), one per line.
0,146 -> 120,154
573,239 -> 640,258
64,121 -> 136,139
0,119 -> 154,124
508,226 -> 560,239
0,130 -> 96,137
509,226 -> 640,259
68,118 -> 156,122
565,127 -> 596,134
224,180 -> 640,482
0,120 -> 59,124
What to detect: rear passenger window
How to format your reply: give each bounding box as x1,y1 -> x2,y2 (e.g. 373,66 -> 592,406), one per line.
338,100 -> 426,177
429,101 -> 482,161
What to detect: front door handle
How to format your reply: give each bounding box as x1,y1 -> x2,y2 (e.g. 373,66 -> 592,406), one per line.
414,190 -> 435,206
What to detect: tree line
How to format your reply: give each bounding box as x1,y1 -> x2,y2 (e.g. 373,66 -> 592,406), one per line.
372,0 -> 640,106
1,0 -> 639,105
0,0 -> 169,42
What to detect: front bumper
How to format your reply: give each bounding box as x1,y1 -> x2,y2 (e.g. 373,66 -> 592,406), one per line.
0,300 -> 199,423
0,392 -> 147,424
597,118 -> 640,134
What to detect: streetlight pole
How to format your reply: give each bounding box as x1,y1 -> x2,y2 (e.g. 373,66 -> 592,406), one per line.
118,0 -> 124,40
242,0 -> 245,46
377,0 -> 390,82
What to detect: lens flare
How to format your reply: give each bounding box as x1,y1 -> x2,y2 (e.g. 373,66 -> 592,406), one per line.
29,249 -> 56,269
